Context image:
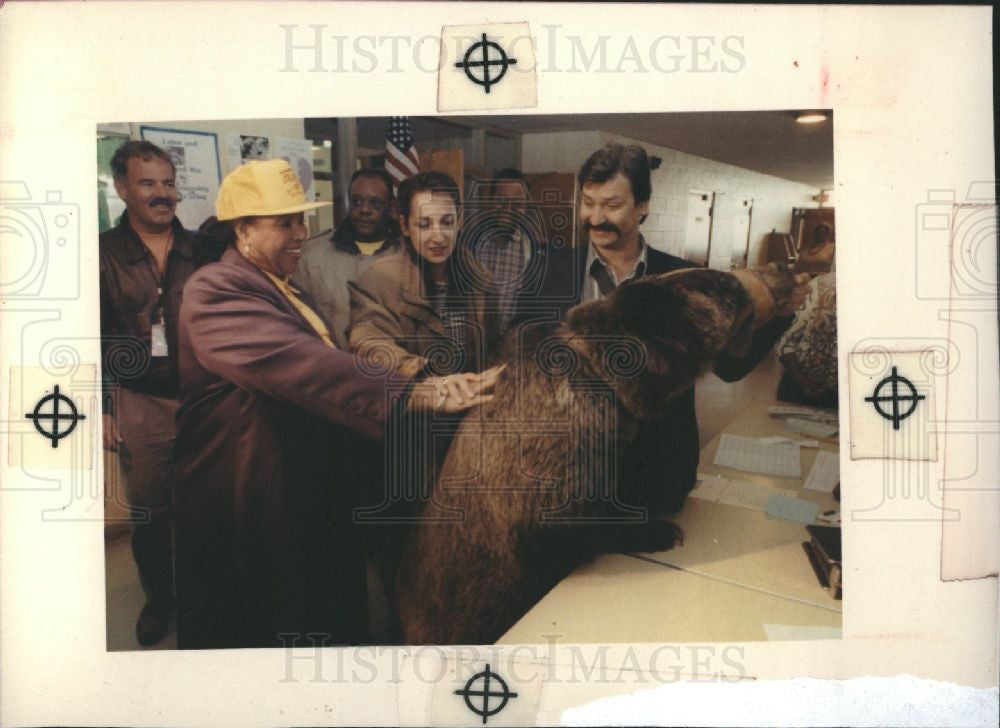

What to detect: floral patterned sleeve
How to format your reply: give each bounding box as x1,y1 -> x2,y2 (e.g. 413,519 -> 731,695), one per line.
777,273 -> 838,391
779,276 -> 820,356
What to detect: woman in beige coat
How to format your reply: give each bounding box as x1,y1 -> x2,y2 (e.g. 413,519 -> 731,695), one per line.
348,171 -> 501,377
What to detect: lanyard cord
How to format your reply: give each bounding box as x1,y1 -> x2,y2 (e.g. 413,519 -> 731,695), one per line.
140,227 -> 174,324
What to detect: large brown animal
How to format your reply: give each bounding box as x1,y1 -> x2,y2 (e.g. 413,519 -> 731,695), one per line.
394,265 -> 799,644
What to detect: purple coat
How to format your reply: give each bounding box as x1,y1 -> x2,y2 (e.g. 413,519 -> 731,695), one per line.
173,248 -> 407,648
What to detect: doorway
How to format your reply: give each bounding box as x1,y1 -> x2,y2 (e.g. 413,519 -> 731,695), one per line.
684,190 -> 715,266
731,197 -> 754,268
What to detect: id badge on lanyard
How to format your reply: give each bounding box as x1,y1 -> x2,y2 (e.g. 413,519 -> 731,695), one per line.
151,321 -> 168,357
151,290 -> 168,357
145,243 -> 171,357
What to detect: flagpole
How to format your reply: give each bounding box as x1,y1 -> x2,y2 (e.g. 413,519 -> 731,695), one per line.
335,117 -> 358,226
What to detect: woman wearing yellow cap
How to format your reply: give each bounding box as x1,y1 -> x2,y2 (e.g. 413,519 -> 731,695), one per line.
172,160 -> 497,649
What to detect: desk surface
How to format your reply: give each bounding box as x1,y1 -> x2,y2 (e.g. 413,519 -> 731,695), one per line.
497,397 -> 841,645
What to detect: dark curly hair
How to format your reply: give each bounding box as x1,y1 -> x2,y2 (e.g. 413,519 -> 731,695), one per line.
577,143 -> 651,204
109,140 -> 175,182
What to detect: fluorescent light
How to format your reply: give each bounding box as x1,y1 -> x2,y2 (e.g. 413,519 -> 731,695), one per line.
796,112 -> 828,124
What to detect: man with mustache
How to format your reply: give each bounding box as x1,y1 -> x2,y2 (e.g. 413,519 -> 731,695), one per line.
512,142 -> 810,514
296,167 -> 401,348
100,140 -> 199,645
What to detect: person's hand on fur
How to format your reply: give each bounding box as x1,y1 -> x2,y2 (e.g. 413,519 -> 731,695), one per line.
408,365 -> 504,413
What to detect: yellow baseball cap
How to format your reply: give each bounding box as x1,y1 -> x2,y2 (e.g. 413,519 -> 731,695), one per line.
215,159 -> 331,221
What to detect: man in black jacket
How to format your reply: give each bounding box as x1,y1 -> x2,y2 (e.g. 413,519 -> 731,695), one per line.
512,142 -> 808,512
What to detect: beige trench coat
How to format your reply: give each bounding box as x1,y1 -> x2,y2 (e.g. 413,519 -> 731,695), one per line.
348,247 -> 500,377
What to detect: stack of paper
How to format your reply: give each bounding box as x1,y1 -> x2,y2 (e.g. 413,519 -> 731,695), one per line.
712,433 -> 803,478
784,417 -> 839,439
803,450 -> 840,493
690,473 -> 796,512
759,436 -> 818,448
765,494 -> 820,523
768,405 -> 839,423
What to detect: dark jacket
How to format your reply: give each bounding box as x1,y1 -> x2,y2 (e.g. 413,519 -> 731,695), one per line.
99,213 -> 198,410
295,220 -> 403,349
511,243 -> 792,512
173,247 -> 409,649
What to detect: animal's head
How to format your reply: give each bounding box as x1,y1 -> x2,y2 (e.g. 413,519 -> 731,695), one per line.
605,268 -> 752,376
555,268 -> 752,420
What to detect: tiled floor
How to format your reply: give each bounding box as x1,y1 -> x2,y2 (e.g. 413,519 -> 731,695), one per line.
104,352 -> 784,651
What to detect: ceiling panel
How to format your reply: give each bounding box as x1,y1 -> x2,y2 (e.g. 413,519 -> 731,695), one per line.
459,111 -> 834,188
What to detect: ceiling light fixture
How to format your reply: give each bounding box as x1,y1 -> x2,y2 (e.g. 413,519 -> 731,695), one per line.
796,111 -> 828,124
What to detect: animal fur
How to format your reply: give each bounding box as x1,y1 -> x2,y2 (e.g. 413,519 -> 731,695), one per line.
394,266 -> 795,644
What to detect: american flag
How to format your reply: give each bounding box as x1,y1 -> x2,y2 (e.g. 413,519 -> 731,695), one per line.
384,116 -> 420,192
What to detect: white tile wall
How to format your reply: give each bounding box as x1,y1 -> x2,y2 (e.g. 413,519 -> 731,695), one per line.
520,129 -> 822,268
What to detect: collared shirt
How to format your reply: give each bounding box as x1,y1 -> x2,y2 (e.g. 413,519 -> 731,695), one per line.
427,277 -> 470,373
262,271 -> 336,349
355,239 -> 385,256
474,228 -> 532,334
331,219 -> 401,256
582,238 -> 649,302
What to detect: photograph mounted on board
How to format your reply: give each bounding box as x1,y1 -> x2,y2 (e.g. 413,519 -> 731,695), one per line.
97,110 -> 839,651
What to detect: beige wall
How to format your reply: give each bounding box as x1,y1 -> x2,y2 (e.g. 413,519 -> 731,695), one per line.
521,131 -> 602,175
520,128 -> 821,268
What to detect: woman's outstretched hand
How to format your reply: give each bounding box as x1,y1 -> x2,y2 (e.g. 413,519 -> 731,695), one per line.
408,365 -> 505,413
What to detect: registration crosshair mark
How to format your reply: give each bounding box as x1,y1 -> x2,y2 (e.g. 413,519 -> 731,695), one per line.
455,34 -> 518,94
24,384 -> 86,448
454,663 -> 518,724
864,366 -> 926,430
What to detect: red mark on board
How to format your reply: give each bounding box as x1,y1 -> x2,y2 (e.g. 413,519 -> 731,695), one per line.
793,60 -> 799,68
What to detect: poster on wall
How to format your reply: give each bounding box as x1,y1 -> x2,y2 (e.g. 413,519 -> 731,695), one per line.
240,134 -> 270,161
224,132 -> 275,173
139,125 -> 221,230
272,136 -> 316,205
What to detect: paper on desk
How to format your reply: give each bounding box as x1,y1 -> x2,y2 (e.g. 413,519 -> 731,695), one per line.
765,494 -> 820,524
768,405 -> 839,423
692,473 -> 796,511
759,436 -> 819,448
691,473 -> 729,501
713,433 -> 803,478
804,450 -> 840,493
784,417 -> 839,439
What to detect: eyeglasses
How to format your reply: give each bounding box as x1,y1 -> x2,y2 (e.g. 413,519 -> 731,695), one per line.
350,196 -> 387,212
